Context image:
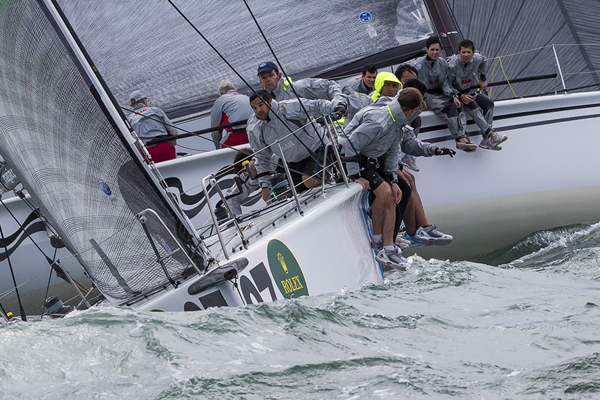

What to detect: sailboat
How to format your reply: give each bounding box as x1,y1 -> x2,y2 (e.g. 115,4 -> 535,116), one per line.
1,0 -> 600,315
0,0 -> 388,314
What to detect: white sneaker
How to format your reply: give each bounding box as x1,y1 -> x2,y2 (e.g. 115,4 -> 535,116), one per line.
405,225 -> 453,247
489,131 -> 507,149
401,155 -> 419,172
395,235 -> 410,250
375,247 -> 408,271
480,131 -> 506,150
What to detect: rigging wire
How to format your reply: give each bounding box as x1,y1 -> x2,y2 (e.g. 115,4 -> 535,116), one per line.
241,0 -> 328,145
0,221 -> 27,321
164,0 -> 321,163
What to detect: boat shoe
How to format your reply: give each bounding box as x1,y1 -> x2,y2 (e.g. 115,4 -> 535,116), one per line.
455,137 -> 478,152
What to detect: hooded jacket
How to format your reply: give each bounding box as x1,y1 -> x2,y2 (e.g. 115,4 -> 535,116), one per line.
342,99 -> 437,177
247,98 -> 333,188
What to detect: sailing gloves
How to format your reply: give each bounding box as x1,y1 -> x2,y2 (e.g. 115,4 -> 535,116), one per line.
332,103 -> 347,118
435,147 -> 456,157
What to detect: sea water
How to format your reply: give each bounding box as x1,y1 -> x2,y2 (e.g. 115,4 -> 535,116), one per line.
1,223 -> 600,399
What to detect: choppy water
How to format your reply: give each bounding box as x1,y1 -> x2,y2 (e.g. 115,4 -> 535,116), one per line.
1,223 -> 600,399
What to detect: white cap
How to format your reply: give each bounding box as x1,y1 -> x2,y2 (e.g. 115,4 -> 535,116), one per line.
129,90 -> 145,102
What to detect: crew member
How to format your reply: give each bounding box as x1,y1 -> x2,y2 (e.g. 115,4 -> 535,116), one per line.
127,90 -> 177,163
342,64 -> 378,95
448,40 -> 507,150
210,80 -> 253,149
343,88 -> 454,270
247,90 -> 342,202
404,36 -> 476,152
257,61 -> 347,112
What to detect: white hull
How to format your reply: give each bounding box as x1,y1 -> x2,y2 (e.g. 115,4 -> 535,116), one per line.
2,92 -> 599,306
135,185 -> 382,311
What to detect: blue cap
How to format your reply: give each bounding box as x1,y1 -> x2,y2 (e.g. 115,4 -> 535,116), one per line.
257,61 -> 278,76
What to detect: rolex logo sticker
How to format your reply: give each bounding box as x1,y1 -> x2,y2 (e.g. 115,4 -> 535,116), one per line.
267,239 -> 309,298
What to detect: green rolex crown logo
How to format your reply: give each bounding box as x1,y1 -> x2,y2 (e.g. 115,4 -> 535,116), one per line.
267,239 -> 308,299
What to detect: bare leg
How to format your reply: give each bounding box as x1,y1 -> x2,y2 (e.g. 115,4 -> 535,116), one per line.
371,183 -> 395,246
398,169 -> 430,236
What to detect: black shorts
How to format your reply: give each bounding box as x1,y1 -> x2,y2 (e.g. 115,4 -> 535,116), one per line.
360,158 -> 389,191
287,156 -> 321,192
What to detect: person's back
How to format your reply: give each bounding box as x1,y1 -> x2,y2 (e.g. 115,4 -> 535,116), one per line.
210,80 -> 253,149
127,90 -> 177,163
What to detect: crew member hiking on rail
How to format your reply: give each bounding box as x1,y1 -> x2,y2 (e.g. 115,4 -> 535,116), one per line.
210,80 -> 253,149
247,90 -> 342,202
403,36 -> 476,152
127,90 -> 177,163
448,39 -> 508,150
342,88 -> 422,269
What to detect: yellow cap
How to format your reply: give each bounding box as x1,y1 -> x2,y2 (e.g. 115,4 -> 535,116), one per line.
7,312 -> 12,317
242,160 -> 250,166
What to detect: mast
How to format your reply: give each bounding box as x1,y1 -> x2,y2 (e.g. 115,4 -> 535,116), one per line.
422,0 -> 463,56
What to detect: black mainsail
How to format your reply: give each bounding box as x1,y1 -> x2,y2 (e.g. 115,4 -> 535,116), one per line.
0,0 -> 207,304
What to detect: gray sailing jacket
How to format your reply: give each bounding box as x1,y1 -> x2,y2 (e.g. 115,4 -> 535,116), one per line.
447,52 -> 488,94
343,99 -> 437,177
342,75 -> 374,95
247,98 -> 333,188
210,89 -> 253,149
127,103 -> 177,144
270,76 -> 347,108
406,56 -> 456,97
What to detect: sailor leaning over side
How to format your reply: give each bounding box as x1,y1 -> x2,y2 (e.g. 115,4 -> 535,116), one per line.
246,89 -> 342,203
403,35 -> 477,152
210,80 -> 253,149
342,88 -> 453,270
447,39 -> 508,151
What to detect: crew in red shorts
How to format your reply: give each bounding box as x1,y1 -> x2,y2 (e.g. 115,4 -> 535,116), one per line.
127,90 -> 177,163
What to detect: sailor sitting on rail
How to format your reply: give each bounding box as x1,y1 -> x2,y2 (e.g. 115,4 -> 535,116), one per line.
256,61 -> 348,114
448,39 -> 508,150
341,63 -> 378,96
210,80 -> 253,149
127,90 -> 178,163
342,88 -> 455,269
247,90 -> 343,203
403,36 -> 476,152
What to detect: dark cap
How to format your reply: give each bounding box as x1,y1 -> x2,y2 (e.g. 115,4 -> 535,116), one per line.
257,61 -> 278,76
